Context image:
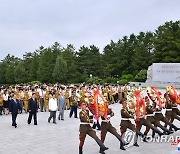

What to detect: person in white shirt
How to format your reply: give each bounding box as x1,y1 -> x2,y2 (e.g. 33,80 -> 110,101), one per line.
48,93 -> 58,124
3,90 -> 9,115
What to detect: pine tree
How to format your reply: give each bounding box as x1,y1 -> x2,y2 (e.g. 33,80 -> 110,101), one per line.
52,55 -> 67,83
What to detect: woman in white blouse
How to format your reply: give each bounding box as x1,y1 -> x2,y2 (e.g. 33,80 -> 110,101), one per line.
3,90 -> 9,115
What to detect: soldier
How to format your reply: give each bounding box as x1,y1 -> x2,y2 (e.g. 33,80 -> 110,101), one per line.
152,96 -> 180,132
65,88 -> 70,110
80,87 -> 85,103
44,91 -> 49,112
69,91 -> 78,118
0,93 -> 3,115
109,87 -> 115,104
123,85 -> 128,99
100,108 -> 125,151
143,96 -> 172,140
164,92 -> 180,129
35,89 -> 40,111
120,99 -> 144,147
79,102 -> 108,154
23,89 -> 29,113
135,103 -> 164,141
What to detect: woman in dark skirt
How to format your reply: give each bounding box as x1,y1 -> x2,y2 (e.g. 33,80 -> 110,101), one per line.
3,90 -> 9,115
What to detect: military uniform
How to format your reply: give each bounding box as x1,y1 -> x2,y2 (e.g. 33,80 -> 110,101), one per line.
65,90 -> 70,110
44,92 -> 49,112
109,88 -> 115,104
171,104 -> 180,121
69,94 -> 78,118
144,104 -> 171,136
23,92 -> 29,113
153,103 -> 179,131
79,109 -> 108,154
101,108 -> 125,150
120,107 -> 138,134
135,110 -> 163,138
35,91 -> 40,110
0,95 -> 3,115
120,107 -> 143,146
80,90 -> 85,103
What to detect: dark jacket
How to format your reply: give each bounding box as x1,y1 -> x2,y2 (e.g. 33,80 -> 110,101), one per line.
28,98 -> 38,113
9,99 -> 20,114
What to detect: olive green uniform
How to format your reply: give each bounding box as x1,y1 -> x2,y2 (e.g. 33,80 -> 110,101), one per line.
79,109 -> 108,154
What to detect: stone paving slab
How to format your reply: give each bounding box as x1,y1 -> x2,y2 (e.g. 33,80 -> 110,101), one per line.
0,103 -> 180,154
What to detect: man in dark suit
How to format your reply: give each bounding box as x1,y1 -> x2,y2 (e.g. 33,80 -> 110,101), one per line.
28,93 -> 38,125
9,92 -> 20,128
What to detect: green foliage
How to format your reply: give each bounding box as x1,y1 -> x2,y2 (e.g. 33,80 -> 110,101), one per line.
103,77 -> 118,84
14,62 -> 28,83
153,21 -> 180,63
37,48 -> 56,83
29,53 -> 39,81
0,63 -> 6,84
135,70 -> 147,82
120,74 -> 135,82
52,55 -> 67,83
28,81 -> 41,85
5,65 -> 15,84
87,77 -> 103,84
118,79 -> 128,85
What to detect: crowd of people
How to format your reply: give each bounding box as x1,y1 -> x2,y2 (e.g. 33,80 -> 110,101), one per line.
0,83 -> 132,117
0,83 -> 179,154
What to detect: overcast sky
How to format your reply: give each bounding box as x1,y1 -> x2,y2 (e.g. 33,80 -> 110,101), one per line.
0,0 -> 180,60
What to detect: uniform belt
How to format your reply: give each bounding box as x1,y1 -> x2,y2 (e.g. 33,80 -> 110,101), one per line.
155,111 -> 162,113
166,109 -> 172,111
139,116 -> 144,118
102,120 -> 110,123
146,114 -> 154,117
121,118 -> 130,120
172,107 -> 178,109
80,122 -> 90,125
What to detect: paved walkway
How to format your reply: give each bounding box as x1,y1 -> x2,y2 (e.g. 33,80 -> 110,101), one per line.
0,103 -> 180,154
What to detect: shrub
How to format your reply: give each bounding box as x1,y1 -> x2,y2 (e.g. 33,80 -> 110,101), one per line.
135,70 -> 147,82
120,74 -> 135,81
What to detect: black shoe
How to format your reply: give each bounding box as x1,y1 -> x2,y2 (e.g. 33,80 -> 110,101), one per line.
133,143 -> 139,147
120,145 -> 126,150
99,147 -> 108,154
143,137 -> 148,142
34,123 -> 37,125
175,128 -> 180,131
124,142 -> 129,146
58,117 -> 60,120
101,147 -> 109,152
61,119 -> 64,121
15,125 -> 17,128
53,122 -> 57,124
169,130 -> 174,134
79,147 -> 83,154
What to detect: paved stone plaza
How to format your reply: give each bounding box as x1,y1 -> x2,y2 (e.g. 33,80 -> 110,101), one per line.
0,103 -> 180,154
